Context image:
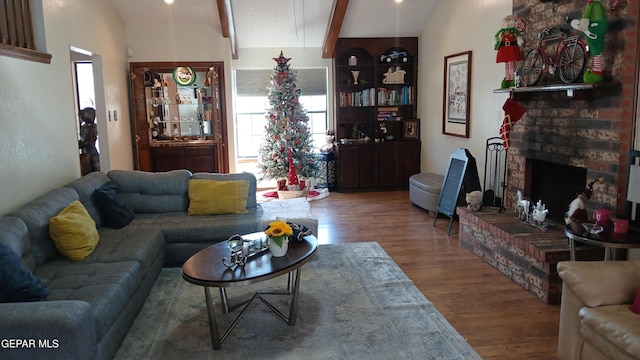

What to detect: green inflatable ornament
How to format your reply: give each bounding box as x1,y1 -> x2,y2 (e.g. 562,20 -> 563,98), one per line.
570,0 -> 619,83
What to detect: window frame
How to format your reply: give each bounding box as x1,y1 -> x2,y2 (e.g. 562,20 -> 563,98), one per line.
233,94 -> 328,159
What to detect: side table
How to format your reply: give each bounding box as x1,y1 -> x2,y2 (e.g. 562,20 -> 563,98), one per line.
565,222 -> 640,261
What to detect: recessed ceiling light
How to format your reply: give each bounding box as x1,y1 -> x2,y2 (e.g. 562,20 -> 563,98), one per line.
395,0 -> 403,3
164,0 -> 174,4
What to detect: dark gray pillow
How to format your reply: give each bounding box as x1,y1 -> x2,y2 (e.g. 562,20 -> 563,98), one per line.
0,243 -> 49,302
94,181 -> 135,229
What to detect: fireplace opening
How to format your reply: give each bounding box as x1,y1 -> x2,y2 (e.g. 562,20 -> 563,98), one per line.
527,159 -> 587,224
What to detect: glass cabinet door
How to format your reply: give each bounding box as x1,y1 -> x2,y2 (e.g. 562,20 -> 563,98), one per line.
144,65 -> 222,141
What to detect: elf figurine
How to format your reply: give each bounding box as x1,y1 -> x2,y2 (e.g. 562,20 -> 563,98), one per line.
495,15 -> 525,89
570,0 -> 619,83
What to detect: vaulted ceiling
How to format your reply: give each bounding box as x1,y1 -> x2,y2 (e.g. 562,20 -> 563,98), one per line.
110,0 -> 441,59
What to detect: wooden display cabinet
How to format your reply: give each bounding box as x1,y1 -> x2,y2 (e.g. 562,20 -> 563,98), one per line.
334,38 -> 420,191
129,61 -> 229,173
336,141 -> 420,191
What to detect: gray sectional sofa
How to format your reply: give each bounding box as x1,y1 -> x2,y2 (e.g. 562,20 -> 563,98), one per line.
0,169 -> 316,360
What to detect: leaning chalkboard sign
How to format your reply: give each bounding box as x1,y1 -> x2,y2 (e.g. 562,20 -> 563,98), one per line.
433,148 -> 469,235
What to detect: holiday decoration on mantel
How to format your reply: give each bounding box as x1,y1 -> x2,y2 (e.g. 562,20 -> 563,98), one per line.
495,15 -> 525,89
570,0 -> 619,83
499,98 -> 526,150
258,52 -> 319,183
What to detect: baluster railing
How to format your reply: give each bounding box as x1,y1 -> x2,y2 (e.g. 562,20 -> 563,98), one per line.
1,0 -> 35,50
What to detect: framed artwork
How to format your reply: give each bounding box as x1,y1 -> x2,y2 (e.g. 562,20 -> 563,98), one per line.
402,119 -> 419,140
442,51 -> 472,138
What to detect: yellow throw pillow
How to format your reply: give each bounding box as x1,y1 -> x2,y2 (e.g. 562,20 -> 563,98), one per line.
188,179 -> 250,215
49,200 -> 100,261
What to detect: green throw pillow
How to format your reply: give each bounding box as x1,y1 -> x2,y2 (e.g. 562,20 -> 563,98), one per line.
188,179 -> 250,215
49,200 -> 100,260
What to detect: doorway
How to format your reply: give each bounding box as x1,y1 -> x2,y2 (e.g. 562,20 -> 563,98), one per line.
70,47 -> 101,175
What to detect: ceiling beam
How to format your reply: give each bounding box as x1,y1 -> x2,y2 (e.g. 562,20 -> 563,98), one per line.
322,0 -> 349,59
216,0 -> 238,59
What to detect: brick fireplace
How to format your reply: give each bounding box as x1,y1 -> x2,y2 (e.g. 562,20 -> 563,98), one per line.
506,0 -> 639,216
458,1 -> 639,304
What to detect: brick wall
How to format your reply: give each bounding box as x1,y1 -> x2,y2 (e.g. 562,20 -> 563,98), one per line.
506,0 -> 639,215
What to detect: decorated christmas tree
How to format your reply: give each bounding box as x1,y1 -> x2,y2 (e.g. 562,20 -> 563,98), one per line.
258,52 -> 318,183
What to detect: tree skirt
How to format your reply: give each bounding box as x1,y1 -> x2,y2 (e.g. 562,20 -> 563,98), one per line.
260,187 -> 330,202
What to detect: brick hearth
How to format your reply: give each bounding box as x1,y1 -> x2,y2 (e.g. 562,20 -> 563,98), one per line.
458,207 -> 604,304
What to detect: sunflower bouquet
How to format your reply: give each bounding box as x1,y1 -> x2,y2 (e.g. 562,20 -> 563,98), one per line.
264,220 -> 293,248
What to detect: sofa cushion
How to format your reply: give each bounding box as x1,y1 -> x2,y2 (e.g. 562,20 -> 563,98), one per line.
0,243 -> 49,302
107,169 -> 191,213
188,179 -> 250,215
580,304 -> 640,359
8,187 -> 79,265
192,172 -> 258,209
64,171 -> 111,228
127,208 -> 263,244
84,228 -> 164,279
558,260 -> 640,307
49,201 -> 100,261
94,182 -> 135,229
0,216 -> 37,272
36,261 -> 141,341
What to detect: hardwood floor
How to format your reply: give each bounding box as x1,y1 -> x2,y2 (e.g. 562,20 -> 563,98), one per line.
309,190 -> 560,360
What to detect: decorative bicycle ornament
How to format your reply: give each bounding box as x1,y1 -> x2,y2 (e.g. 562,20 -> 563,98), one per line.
519,28 -> 587,86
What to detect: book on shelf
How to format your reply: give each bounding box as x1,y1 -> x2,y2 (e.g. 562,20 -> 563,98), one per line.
339,88 -> 375,107
377,110 -> 402,121
377,106 -> 399,112
376,86 -> 413,106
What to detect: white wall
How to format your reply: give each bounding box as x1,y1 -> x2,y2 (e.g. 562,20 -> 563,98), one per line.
418,0 -> 512,183
0,0 -> 130,215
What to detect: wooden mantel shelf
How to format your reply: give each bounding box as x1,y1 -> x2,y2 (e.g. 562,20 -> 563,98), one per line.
493,81 -> 619,99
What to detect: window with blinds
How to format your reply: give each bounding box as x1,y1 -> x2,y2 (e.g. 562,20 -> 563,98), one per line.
235,68 -> 328,96
233,68 -> 328,160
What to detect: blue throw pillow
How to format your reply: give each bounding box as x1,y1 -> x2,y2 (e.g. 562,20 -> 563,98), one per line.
0,243 -> 49,302
94,181 -> 135,229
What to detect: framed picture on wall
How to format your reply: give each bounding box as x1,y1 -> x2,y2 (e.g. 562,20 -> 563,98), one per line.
402,119 -> 419,140
442,51 -> 472,138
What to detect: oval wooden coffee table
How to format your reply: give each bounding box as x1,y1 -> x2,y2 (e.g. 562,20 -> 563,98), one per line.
182,232 -> 318,350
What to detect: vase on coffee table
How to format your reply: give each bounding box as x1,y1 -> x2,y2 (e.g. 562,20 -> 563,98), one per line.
268,236 -> 289,257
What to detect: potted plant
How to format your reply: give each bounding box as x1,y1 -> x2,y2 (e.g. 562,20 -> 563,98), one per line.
264,220 -> 293,257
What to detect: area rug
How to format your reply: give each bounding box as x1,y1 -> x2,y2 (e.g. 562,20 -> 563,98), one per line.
114,242 -> 481,360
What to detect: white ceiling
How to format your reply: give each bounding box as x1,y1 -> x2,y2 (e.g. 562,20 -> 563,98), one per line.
110,0 -> 441,53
